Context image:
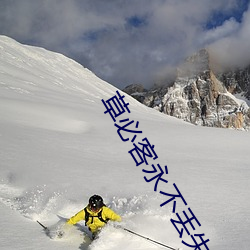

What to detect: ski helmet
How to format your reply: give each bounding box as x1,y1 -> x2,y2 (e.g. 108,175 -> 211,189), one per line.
89,195 -> 104,210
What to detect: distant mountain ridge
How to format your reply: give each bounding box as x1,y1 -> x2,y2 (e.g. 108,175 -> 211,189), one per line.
123,49 -> 250,130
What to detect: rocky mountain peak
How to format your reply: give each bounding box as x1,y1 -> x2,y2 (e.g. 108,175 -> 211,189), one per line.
123,49 -> 250,130
177,48 -> 210,78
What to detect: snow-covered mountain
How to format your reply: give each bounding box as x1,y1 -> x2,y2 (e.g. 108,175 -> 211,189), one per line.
124,49 -> 250,130
0,36 -> 250,250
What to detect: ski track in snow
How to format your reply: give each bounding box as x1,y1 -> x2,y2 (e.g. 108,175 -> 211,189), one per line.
0,99 -> 91,134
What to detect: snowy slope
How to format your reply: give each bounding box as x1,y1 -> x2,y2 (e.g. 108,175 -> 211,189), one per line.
0,36 -> 250,250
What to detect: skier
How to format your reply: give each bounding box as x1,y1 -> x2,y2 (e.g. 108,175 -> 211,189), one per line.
66,194 -> 122,239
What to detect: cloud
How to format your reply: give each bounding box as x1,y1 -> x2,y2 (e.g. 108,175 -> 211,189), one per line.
208,3 -> 250,68
0,0 -> 249,88
200,18 -> 240,45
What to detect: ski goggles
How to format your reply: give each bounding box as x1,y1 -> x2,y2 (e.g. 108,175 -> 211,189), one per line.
89,205 -> 101,212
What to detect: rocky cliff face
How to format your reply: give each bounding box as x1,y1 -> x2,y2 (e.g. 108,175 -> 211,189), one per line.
217,66 -> 250,100
123,49 -> 250,130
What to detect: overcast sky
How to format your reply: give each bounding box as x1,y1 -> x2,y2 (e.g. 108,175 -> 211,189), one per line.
0,0 -> 249,89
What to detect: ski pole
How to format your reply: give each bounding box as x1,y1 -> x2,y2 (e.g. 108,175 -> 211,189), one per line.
122,227 -> 179,250
37,220 -> 48,231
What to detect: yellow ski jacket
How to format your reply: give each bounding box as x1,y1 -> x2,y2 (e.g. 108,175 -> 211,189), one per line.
67,206 -> 121,233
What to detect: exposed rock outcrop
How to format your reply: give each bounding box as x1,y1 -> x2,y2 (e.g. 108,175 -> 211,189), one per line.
123,49 -> 250,130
